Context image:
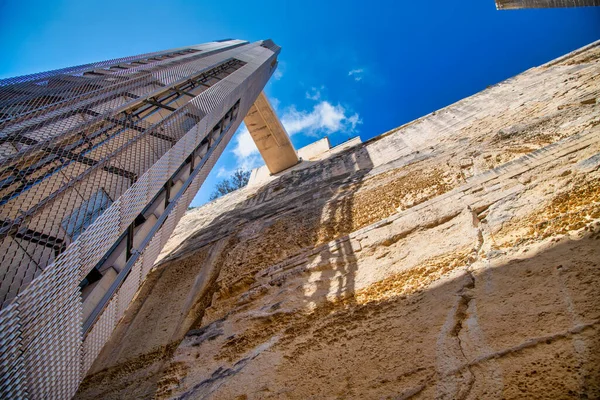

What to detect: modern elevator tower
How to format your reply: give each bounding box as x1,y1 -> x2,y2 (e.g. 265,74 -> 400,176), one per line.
495,0 -> 600,8
0,39 -> 296,399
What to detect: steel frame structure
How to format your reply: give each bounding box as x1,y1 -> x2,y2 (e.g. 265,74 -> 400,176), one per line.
0,39 -> 280,399
495,0 -> 600,8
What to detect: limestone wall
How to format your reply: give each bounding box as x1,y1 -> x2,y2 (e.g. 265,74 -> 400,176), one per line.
76,40 -> 600,399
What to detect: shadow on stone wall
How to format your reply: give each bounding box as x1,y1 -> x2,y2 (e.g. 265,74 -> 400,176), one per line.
168,230 -> 600,400
76,142 -> 376,398
76,201 -> 600,399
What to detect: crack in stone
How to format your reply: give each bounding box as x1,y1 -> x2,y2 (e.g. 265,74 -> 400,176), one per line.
447,206 -> 487,399
452,272 -> 476,400
450,320 -> 599,375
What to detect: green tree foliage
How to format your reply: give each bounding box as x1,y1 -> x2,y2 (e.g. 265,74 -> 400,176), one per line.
209,168 -> 251,201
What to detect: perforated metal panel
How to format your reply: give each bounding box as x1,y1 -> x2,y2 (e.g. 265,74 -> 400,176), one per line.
0,39 -> 281,399
495,0 -> 600,8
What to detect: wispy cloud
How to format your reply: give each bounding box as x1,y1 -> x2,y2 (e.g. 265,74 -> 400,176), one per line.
305,86 -> 323,101
272,61 -> 285,81
348,68 -> 365,82
270,97 -> 281,111
216,166 -> 229,178
232,99 -> 361,170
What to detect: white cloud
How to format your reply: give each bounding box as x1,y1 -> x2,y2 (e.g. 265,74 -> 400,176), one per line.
216,166 -> 229,178
232,124 -> 258,159
270,97 -> 281,111
281,102 -> 359,136
232,100 -> 361,170
347,113 -> 362,130
231,125 -> 263,172
272,61 -> 285,81
348,68 -> 365,82
305,86 -> 322,101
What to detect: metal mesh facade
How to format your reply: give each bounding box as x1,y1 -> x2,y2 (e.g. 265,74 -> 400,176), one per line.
495,0 -> 600,8
0,39 -> 281,399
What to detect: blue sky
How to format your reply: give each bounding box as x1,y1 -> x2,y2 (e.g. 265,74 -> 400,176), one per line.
1,1 -> 599,205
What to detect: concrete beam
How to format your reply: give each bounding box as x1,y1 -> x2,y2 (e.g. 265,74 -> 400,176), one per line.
244,91 -> 299,174
496,0 -> 600,8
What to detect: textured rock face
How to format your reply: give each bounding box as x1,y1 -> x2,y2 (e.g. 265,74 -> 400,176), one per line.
75,41 -> 600,399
